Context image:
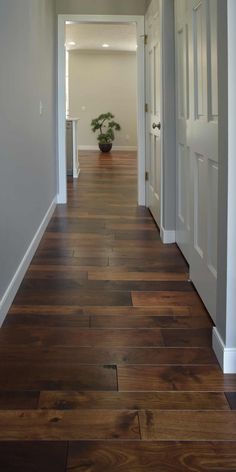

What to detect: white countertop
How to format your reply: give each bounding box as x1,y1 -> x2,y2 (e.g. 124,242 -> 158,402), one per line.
66,116 -> 80,121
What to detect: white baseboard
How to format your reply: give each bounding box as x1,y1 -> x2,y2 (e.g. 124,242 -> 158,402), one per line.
73,167 -> 80,179
213,327 -> 236,373
0,198 -> 57,326
160,227 -> 176,244
78,145 -> 137,152
57,194 -> 65,204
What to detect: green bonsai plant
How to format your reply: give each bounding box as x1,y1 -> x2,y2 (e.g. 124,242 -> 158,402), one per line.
91,112 -> 121,153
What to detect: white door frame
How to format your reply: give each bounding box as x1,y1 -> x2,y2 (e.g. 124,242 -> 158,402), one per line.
57,14 -> 146,205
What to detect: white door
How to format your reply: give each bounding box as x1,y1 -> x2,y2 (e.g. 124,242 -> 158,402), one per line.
175,0 -> 218,321
145,0 -> 162,228
175,0 -> 191,261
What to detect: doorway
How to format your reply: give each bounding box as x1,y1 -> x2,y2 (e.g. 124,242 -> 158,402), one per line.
65,22 -> 138,177
57,15 -> 145,206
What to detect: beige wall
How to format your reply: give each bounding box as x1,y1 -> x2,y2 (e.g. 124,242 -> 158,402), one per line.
56,0 -> 146,15
69,51 -> 137,148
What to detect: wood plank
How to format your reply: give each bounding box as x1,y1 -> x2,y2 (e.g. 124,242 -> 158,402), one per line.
8,305 -> 85,315
67,441 -> 236,472
13,289 -> 132,306
0,346 -> 217,366
114,231 -> 161,241
4,313 -> 90,328
0,442 -> 68,472
0,391 -> 39,410
32,256 -> 111,267
161,328 -> 212,347
0,410 -> 140,440
31,248 -> 74,258
110,257 -> 187,269
88,269 -> 188,281
105,223 -> 157,231
82,280 -> 194,292
117,365 -> 236,391
0,327 -> 164,348
132,291 -> 205,308
139,410 -> 236,440
90,315 -> 212,329
0,364 -> 117,391
39,391 -> 229,411
26,268 -> 89,279
84,306 -> 191,316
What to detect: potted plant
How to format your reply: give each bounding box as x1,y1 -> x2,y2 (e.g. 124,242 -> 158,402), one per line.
91,112 -> 121,153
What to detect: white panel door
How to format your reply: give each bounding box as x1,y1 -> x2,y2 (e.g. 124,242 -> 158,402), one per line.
145,0 -> 162,227
175,0 -> 218,321
175,0 -> 191,261
189,0 -> 218,320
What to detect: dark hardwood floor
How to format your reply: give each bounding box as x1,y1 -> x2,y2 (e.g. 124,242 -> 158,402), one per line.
1,151 -> 236,470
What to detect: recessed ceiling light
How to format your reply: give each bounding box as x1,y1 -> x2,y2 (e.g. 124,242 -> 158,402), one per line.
102,43 -> 110,48
68,41 -> 76,46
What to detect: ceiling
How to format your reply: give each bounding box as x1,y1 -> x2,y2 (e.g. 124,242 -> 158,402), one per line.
65,23 -> 137,52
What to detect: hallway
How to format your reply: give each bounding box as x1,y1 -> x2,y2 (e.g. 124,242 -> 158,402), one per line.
0,151 -> 236,470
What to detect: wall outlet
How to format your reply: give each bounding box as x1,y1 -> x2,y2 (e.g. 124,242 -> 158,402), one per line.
81,106 -> 86,111
126,134 -> 130,141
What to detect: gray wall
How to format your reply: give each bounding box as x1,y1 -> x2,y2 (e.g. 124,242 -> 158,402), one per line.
145,0 -> 152,9
0,0 -> 57,300
56,0 -> 146,15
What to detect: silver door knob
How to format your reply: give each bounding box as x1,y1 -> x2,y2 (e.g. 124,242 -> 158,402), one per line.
152,122 -> 161,130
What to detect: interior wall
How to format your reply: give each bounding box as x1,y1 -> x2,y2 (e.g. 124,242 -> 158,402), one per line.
56,0 -> 146,15
69,51 -> 137,148
145,0 -> 152,9
0,1 -> 56,308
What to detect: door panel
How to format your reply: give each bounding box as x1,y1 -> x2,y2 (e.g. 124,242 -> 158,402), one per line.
145,0 -> 162,228
175,0 -> 218,321
189,0 -> 218,320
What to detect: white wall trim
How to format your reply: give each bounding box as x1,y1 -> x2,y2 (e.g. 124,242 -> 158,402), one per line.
160,227 -> 176,244
213,327 -> 236,374
58,14 -> 146,206
78,145 -> 138,152
0,198 -> 57,326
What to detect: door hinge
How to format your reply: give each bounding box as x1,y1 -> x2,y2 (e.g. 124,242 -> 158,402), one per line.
145,103 -> 149,113
145,171 -> 149,181
144,34 -> 148,45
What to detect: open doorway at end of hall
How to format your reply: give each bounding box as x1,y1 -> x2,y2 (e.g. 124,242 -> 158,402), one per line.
57,15 -> 146,206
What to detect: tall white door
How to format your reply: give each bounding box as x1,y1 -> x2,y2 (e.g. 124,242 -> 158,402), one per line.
175,0 -> 218,321
145,0 -> 162,228
175,0 -> 191,261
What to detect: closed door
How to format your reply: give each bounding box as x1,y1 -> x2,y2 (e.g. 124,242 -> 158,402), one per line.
145,0 -> 162,228
175,0 -> 218,321
175,0 -> 191,261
